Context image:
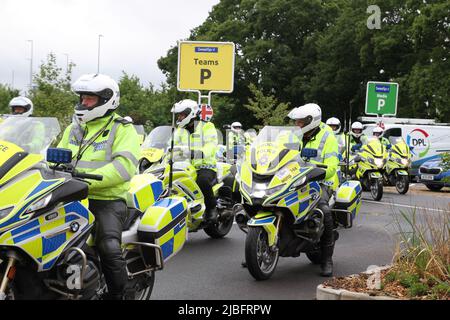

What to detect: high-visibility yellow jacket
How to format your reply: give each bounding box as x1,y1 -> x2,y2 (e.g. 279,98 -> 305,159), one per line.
303,122 -> 339,190
175,121 -> 218,171
57,113 -> 140,201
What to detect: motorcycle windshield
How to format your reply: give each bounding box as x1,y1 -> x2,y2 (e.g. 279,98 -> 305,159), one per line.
247,126 -> 302,172
142,126 -> 173,150
0,117 -> 61,155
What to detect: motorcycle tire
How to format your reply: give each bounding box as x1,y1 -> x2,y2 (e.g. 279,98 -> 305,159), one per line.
125,271 -> 155,300
245,227 -> 279,281
425,184 -> 443,192
370,179 -> 383,201
395,175 -> 409,195
204,213 -> 234,239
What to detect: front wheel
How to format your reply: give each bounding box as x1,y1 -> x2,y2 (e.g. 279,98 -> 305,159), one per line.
370,178 -> 383,201
395,175 -> 409,194
204,211 -> 234,239
245,227 -> 279,281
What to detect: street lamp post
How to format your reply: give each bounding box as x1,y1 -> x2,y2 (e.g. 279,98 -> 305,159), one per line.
97,34 -> 103,74
27,40 -> 33,90
63,53 -> 69,73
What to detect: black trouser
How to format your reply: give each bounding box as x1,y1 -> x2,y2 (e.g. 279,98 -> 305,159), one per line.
318,187 -> 335,248
196,168 -> 217,212
222,174 -> 242,203
89,199 -> 128,297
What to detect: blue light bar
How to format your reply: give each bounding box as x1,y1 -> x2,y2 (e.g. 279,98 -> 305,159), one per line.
47,148 -> 72,164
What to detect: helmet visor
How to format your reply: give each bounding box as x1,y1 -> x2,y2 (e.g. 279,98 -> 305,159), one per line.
295,116 -> 312,129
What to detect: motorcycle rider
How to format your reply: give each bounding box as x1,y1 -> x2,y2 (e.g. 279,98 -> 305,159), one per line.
326,117 -> 345,154
57,74 -> 141,300
227,121 -> 246,162
373,126 -> 390,148
288,103 -> 339,277
2,96 -> 46,153
348,121 -> 368,152
172,99 -> 219,222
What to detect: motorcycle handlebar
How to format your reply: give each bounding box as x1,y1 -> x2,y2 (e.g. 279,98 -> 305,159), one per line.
50,164 -> 103,181
73,171 -> 103,181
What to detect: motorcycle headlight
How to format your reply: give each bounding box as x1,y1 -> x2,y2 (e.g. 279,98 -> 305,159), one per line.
25,194 -> 53,214
368,157 -> 375,165
374,158 -> 384,168
0,206 -> 14,220
401,158 -> 409,166
251,190 -> 267,199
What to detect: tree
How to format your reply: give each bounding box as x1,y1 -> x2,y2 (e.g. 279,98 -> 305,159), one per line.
244,83 -> 290,129
0,84 -> 20,115
29,53 -> 77,128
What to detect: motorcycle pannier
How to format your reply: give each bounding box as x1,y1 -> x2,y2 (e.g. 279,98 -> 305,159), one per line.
137,196 -> 188,266
333,180 -> 362,228
127,173 -> 164,212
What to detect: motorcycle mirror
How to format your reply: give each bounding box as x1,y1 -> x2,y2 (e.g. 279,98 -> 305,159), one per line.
47,148 -> 72,164
301,148 -> 318,159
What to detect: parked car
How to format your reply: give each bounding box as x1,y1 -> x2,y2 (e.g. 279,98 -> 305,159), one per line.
418,158 -> 450,191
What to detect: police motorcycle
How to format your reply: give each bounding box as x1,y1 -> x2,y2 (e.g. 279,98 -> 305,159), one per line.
235,126 -> 362,280
341,137 -> 388,201
138,126 -> 237,239
0,117 -> 188,300
383,136 -> 411,194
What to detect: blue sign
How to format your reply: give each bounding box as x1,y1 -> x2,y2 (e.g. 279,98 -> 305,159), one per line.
195,47 -> 218,53
375,85 -> 390,93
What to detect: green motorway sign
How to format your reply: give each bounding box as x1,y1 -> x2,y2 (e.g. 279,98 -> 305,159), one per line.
365,81 -> 398,116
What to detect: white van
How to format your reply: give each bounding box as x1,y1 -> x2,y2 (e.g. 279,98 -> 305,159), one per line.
359,117 -> 450,177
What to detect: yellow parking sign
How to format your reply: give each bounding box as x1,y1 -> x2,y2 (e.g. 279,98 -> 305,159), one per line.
177,41 -> 235,92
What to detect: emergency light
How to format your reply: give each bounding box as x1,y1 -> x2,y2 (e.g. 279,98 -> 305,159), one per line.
47,148 -> 72,164
301,148 -> 318,159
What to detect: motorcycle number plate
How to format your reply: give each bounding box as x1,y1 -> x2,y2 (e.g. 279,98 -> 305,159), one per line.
421,174 -> 434,181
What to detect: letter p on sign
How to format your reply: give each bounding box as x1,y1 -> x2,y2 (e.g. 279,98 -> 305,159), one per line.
200,69 -> 212,84
377,99 -> 386,111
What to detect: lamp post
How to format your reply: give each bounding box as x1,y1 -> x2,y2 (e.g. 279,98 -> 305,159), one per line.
63,53 -> 69,73
27,40 -> 33,90
97,34 -> 103,74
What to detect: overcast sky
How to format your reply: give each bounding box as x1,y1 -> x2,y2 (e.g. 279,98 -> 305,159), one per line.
0,0 -> 220,94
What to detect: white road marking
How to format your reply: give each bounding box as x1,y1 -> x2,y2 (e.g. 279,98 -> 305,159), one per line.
362,199 -> 447,212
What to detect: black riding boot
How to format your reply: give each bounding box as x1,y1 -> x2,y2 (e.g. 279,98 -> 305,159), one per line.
320,244 -> 335,277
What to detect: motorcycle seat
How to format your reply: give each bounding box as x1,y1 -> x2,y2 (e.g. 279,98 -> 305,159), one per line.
123,208 -> 143,231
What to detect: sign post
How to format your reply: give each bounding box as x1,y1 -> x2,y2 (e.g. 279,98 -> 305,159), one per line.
177,41 -> 235,105
365,81 -> 399,117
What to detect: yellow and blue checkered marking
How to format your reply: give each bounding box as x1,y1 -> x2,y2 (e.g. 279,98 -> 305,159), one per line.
139,196 -> 188,263
0,200 -> 93,271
